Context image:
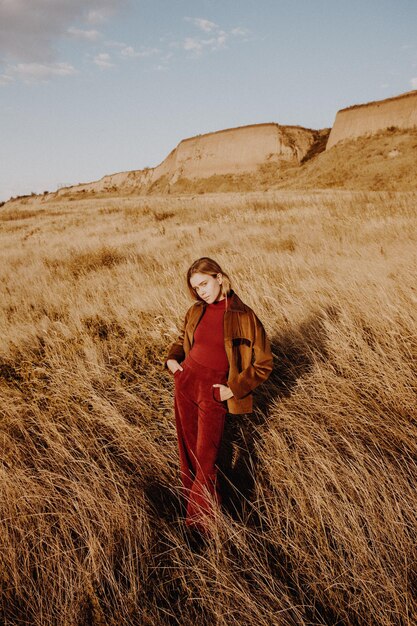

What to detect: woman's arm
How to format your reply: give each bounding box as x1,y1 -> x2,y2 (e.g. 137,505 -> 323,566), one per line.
163,308 -> 190,370
227,313 -> 273,400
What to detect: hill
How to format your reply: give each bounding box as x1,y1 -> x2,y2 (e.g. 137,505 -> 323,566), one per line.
45,123 -> 323,201
327,89 -> 417,149
36,126 -> 417,201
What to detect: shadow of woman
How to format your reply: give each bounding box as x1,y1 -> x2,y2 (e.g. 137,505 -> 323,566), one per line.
217,307 -> 334,524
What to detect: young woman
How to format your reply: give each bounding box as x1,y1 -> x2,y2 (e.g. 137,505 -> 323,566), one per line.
164,257 -> 273,535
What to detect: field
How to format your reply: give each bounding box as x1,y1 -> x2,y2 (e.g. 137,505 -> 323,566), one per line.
1,189 -> 416,625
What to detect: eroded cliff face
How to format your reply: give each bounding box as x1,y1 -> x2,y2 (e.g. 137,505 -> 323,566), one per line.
326,90 -> 417,150
53,169 -> 153,198
52,123 -> 319,198
154,123 -> 316,182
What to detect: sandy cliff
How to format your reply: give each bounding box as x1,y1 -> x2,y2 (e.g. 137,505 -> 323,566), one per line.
52,123 -> 319,198
327,90 -> 417,149
154,123 -> 316,181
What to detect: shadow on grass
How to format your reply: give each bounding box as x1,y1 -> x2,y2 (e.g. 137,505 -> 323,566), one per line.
217,306 -> 336,523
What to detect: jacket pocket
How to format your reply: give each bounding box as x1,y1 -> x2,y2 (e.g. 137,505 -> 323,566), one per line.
231,337 -> 252,348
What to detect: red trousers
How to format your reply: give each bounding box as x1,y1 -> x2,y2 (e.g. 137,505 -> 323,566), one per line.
174,353 -> 229,534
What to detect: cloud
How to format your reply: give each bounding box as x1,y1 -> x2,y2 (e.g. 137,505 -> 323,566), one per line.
410,77 -> 417,89
0,0 -> 126,63
93,52 -> 114,68
86,7 -> 116,24
0,61 -> 76,85
182,33 -> 227,55
67,27 -> 102,41
104,39 -> 128,48
185,17 -> 218,33
180,18 -> 250,56
230,27 -> 249,37
183,37 -> 204,53
120,45 -> 159,58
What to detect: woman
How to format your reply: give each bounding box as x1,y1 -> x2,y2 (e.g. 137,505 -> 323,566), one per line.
164,257 -> 273,535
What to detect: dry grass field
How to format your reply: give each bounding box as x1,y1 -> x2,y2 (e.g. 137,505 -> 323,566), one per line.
0,189 -> 416,625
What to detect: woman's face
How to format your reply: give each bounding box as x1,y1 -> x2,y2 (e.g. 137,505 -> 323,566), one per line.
190,272 -> 223,303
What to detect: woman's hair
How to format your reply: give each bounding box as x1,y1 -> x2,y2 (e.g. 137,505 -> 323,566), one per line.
186,257 -> 232,302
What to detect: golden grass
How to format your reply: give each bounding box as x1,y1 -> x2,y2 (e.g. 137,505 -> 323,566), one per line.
0,189 -> 416,625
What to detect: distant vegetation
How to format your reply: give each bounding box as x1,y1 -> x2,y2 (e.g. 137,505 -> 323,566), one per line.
0,190 -> 416,625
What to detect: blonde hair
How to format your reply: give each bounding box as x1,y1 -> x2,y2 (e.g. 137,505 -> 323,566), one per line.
186,257 -> 232,304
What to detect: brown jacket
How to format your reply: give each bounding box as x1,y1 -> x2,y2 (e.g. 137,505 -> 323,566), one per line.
164,290 -> 273,414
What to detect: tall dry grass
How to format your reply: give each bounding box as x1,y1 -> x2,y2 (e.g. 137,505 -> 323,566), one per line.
0,189 -> 416,625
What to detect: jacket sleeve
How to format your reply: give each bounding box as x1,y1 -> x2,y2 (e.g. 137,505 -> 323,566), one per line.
163,307 -> 190,370
227,313 -> 273,399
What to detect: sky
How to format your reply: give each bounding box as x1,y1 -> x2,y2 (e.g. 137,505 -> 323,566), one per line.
1,0 -> 417,202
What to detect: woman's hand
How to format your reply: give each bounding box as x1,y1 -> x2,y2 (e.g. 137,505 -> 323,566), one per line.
167,359 -> 183,375
212,383 -> 234,401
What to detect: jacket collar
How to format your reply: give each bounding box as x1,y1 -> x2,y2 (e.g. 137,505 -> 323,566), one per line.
195,289 -> 247,313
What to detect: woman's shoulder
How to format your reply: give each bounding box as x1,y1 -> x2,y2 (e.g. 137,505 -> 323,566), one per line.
185,300 -> 204,317
228,291 -> 254,315
229,292 -> 266,326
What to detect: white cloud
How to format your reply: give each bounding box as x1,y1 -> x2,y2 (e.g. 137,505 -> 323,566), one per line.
183,38 -> 203,53
0,61 -> 76,85
0,0 -> 126,62
120,46 -> 159,58
93,52 -> 114,68
67,27 -> 102,41
104,39 -> 128,48
183,34 -> 227,55
180,18 -> 249,56
185,17 -> 218,33
120,45 -> 138,57
410,77 -> 417,89
215,33 -> 227,47
231,27 -> 249,37
86,7 -> 116,24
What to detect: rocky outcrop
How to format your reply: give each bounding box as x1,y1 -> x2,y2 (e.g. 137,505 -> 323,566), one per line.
326,90 -> 417,149
52,123 -> 319,198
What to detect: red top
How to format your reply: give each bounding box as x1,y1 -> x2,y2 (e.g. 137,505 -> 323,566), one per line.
189,297 -> 229,371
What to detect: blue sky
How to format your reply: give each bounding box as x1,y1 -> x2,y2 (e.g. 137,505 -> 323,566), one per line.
1,0 -> 416,201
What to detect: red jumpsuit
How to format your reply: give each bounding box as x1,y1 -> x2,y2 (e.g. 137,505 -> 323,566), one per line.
173,297 -> 229,534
